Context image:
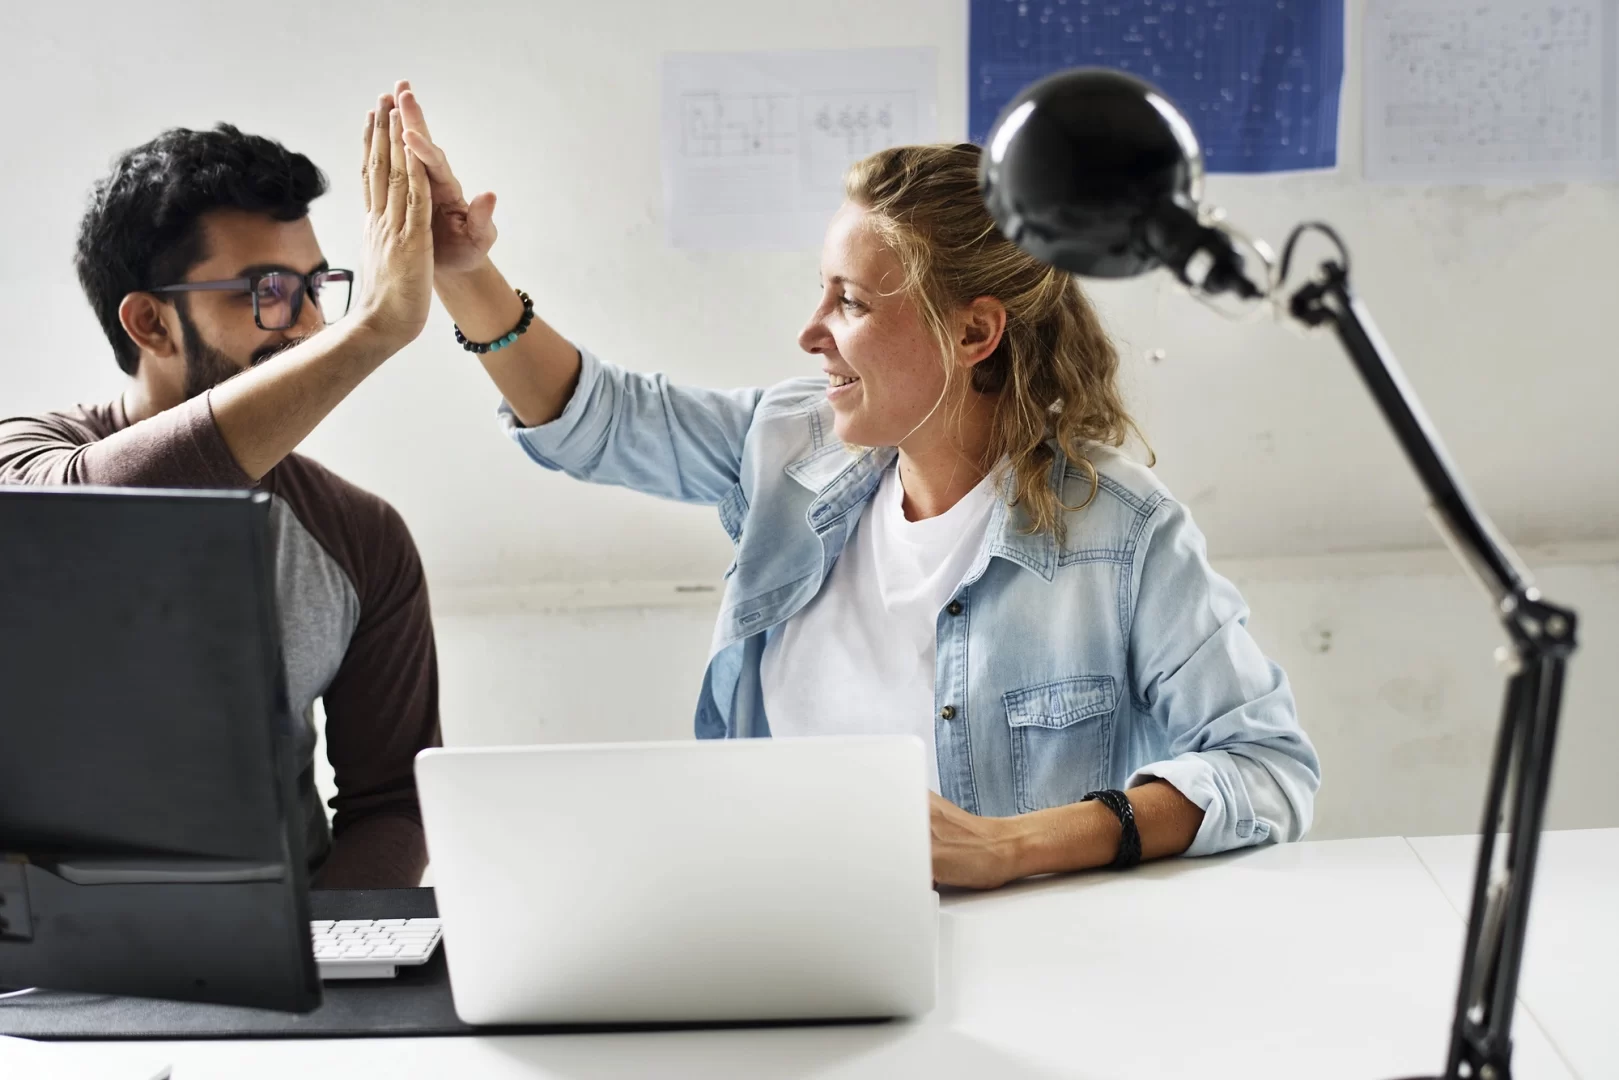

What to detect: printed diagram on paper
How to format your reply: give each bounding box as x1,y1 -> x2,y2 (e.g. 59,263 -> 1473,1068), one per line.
676,90 -> 917,189
678,93 -> 798,158
803,93 -> 919,189
662,50 -> 936,250
1364,0 -> 1617,183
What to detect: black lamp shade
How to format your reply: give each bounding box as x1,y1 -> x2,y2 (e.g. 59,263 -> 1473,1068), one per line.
979,67 -> 1206,279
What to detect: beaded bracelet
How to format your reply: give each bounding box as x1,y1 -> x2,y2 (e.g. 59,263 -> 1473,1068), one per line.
454,289 -> 535,354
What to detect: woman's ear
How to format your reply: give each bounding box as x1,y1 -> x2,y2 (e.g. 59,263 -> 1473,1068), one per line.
955,296 -> 1007,369
117,292 -> 181,361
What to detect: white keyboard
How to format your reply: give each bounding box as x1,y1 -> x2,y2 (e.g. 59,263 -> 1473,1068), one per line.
310,918 -> 443,980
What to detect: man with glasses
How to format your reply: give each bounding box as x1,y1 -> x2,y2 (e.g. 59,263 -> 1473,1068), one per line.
0,105 -> 440,888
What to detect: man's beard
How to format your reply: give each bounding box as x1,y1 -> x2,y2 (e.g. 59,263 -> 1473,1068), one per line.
175,301 -> 302,400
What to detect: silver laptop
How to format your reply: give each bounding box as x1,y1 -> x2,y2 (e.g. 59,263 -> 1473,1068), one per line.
414,736 -> 938,1026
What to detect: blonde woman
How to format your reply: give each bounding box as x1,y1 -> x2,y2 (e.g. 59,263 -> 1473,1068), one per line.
393,82 -> 1318,889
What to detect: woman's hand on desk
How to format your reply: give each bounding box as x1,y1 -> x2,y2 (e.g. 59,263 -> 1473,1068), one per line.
928,792 -> 1024,889
929,782 -> 1205,888
392,79 -> 498,280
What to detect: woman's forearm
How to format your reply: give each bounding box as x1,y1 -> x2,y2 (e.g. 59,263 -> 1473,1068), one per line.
1006,779 -> 1205,877
435,259 -> 582,428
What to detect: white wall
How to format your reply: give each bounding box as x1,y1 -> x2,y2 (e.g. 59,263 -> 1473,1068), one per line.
6,1 -> 1617,840
1231,547 -> 1619,839
2,0 -> 1616,588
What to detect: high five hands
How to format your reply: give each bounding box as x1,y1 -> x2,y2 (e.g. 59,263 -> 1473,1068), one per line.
352,90 -> 434,350
391,80 -> 499,280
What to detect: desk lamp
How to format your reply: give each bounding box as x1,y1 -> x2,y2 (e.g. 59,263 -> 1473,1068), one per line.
980,67 -> 1577,1080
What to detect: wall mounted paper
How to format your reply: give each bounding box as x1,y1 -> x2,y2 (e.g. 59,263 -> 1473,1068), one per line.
968,0 -> 1344,173
662,49 -> 938,251
1364,0 -> 1618,184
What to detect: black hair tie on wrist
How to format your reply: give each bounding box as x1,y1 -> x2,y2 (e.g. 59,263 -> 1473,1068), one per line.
1082,789 -> 1142,869
454,289 -> 534,354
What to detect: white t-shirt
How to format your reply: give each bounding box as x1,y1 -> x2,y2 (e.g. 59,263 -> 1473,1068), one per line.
760,461 -> 1001,792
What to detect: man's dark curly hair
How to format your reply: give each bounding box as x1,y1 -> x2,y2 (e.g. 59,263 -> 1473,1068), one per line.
75,124 -> 328,375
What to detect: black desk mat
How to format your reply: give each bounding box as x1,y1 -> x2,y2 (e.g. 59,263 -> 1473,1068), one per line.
0,888 -> 882,1041
0,888 -> 490,1039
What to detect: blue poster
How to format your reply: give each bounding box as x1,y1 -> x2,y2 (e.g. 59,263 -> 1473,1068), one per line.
968,0 -> 1344,173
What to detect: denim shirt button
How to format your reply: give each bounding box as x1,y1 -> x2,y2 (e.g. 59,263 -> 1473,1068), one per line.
947,600 -> 963,616
939,705 -> 956,720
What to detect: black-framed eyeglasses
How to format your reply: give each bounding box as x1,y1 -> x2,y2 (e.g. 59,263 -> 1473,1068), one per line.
149,268 -> 354,331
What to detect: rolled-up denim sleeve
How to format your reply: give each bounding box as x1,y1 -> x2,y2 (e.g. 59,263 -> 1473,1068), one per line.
1124,497 -> 1320,856
498,346 -> 766,507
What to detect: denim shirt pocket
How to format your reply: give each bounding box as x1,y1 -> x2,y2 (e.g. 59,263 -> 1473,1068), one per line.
717,483 -> 749,578
1003,675 -> 1117,814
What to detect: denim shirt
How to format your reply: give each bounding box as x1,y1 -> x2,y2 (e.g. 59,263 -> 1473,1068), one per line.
501,348 -> 1320,856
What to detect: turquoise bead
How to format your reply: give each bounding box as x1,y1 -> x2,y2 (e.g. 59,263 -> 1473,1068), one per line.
476,328 -> 523,354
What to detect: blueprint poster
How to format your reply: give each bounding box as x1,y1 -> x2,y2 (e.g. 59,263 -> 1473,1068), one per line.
968,0 -> 1345,173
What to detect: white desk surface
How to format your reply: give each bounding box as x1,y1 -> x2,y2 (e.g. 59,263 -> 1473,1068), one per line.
23,834 -> 1602,1080
1408,828 -> 1618,1080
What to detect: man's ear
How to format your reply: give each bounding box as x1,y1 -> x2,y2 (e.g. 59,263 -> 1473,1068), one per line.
955,296 -> 1007,369
117,293 -> 181,362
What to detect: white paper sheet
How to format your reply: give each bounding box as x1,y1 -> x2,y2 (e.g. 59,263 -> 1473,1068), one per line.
0,1034 -> 170,1080
661,49 -> 937,250
1364,0 -> 1618,183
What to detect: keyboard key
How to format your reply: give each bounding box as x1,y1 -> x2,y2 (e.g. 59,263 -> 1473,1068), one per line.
374,919 -> 409,927
334,920 -> 373,930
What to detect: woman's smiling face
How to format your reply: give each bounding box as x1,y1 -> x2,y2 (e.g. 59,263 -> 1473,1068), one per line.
797,202 -> 951,449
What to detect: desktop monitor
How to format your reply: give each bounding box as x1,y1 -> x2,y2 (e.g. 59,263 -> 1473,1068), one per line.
0,487 -> 320,1012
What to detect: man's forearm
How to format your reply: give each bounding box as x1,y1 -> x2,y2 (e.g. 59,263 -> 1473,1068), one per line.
434,260 -> 582,429
1006,779 -> 1205,878
209,322 -> 396,482
311,812 -> 427,890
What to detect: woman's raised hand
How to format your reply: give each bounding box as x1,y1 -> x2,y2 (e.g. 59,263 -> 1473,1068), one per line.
393,79 -> 499,279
